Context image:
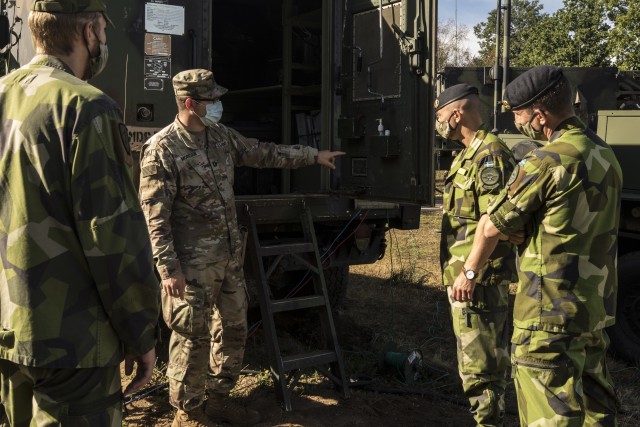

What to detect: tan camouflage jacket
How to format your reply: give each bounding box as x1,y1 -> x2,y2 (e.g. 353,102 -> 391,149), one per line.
139,118 -> 318,279
440,127 -> 518,288
489,117 -> 622,333
0,55 -> 160,368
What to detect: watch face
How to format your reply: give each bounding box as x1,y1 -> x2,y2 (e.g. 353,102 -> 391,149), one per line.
465,270 -> 475,280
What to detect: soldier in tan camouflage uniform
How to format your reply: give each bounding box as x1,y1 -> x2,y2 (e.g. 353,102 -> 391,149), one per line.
437,84 -> 518,426
139,69 -> 345,426
455,66 -> 621,426
0,1 -> 160,426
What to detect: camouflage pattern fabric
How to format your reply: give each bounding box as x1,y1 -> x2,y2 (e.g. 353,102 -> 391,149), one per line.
488,117 -> 622,334
0,55 -> 160,369
164,260 -> 247,410
31,0 -> 109,15
172,69 -> 227,100
139,117 -> 317,279
0,359 -> 122,427
511,328 -> 618,426
488,117 -> 622,424
440,128 -> 517,287
139,118 -> 317,408
440,128 -> 516,426
447,284 -> 510,426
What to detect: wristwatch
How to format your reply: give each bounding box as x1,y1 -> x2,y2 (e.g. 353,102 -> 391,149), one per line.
462,266 -> 477,281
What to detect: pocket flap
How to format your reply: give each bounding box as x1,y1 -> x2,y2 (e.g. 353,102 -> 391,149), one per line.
452,172 -> 474,190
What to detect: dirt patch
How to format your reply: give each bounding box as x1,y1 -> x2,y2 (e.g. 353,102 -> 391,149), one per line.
123,209 -> 640,426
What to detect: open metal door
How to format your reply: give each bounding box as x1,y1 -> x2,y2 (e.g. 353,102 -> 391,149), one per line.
90,0 -> 211,151
4,1 -> 210,146
6,0 -> 212,150
335,0 -> 436,205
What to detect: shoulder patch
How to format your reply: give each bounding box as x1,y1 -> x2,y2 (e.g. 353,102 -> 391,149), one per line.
480,167 -> 501,189
506,164 -> 520,186
119,123 -> 131,155
111,120 -> 132,167
507,164 -> 528,198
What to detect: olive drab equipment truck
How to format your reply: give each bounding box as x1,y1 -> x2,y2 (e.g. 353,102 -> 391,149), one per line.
1,0 -> 438,407
438,65 -> 640,363
1,0 -> 437,302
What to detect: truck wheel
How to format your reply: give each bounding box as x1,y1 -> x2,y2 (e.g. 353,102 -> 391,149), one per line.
324,265 -> 349,309
607,251 -> 640,363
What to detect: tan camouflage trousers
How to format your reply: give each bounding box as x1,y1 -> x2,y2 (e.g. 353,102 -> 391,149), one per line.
163,259 -> 248,411
0,359 -> 121,427
511,328 -> 619,427
448,283 -> 510,427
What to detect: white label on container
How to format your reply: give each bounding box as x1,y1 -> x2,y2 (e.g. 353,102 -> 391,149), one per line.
145,3 -> 185,36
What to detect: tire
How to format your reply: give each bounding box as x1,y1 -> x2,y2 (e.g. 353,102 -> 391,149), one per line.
607,251 -> 640,363
324,265 -> 349,309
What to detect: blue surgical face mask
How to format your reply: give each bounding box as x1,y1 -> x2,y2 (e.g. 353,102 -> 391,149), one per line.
194,100 -> 223,127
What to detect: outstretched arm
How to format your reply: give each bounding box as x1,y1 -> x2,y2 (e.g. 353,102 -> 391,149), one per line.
315,150 -> 346,169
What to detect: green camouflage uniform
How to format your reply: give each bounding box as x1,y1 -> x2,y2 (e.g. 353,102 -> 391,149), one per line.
139,117 -> 318,410
488,117 -> 622,426
440,127 -> 517,426
0,55 -> 160,425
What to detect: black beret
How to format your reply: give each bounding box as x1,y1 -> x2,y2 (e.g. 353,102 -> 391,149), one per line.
434,84 -> 479,111
502,65 -> 563,110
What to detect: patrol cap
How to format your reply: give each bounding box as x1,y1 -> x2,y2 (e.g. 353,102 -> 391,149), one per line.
434,84 -> 478,111
172,69 -> 228,100
31,0 -> 112,25
502,65 -> 563,110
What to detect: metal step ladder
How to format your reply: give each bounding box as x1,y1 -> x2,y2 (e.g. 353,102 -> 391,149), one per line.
243,202 -> 349,411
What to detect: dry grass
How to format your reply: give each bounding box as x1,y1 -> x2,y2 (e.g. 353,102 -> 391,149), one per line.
122,206 -> 640,426
350,209 -> 640,426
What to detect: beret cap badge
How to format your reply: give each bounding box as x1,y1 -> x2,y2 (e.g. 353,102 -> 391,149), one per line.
502,65 -> 564,110
434,83 -> 479,112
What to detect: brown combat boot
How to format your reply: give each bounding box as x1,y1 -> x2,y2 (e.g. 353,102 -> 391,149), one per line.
205,393 -> 261,426
172,407 -> 219,427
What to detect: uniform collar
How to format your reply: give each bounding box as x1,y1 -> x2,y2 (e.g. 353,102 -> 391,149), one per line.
461,126 -> 490,161
29,54 -> 75,75
549,116 -> 585,143
173,116 -> 207,149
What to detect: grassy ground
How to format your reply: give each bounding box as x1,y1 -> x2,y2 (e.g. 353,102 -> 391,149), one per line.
123,208 -> 640,426
349,209 -> 640,425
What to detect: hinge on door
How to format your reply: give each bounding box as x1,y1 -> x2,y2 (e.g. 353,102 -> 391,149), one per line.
409,31 -> 425,76
392,23 -> 425,76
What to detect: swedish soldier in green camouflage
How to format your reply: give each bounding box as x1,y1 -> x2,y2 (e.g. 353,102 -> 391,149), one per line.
437,84 -> 518,426
138,69 -> 345,426
456,66 -> 621,426
0,1 -> 160,425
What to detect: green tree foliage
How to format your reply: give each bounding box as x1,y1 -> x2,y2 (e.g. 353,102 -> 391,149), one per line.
472,0 -> 547,67
546,0 -> 610,67
605,0 -> 640,70
473,0 -> 611,68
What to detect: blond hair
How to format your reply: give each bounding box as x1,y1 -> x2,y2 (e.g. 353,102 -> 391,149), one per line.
28,11 -> 101,56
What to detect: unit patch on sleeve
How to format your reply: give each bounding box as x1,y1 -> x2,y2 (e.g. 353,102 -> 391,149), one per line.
506,164 -> 520,186
480,166 -> 501,189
